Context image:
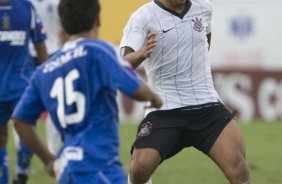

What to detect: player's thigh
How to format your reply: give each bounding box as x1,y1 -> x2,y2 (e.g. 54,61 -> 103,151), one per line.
132,111 -> 188,166
132,127 -> 185,171
208,119 -> 246,169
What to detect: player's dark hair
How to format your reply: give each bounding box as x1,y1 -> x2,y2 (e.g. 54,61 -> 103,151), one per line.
59,0 -> 100,35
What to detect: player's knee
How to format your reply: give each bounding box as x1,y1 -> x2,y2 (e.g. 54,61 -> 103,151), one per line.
130,159 -> 153,183
234,157 -> 248,173
229,154 -> 250,181
232,153 -> 247,170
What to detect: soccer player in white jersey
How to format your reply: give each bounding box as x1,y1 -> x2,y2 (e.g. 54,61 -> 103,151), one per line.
120,0 -> 252,184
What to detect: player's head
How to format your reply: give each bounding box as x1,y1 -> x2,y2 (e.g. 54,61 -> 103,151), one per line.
58,0 -> 100,35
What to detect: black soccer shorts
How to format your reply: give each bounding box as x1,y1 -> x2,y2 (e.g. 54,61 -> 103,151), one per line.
132,102 -> 235,161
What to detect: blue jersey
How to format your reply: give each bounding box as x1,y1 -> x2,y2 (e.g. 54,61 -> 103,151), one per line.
12,39 -> 141,173
0,0 -> 46,101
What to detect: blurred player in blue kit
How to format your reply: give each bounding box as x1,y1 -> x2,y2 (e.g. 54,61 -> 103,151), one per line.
27,0 -> 63,156
11,0 -> 162,183
0,0 -> 48,183
12,0 -> 64,183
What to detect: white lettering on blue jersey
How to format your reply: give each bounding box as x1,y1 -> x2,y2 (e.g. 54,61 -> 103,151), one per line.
50,69 -> 86,128
54,146 -> 83,180
0,31 -> 26,45
43,46 -> 87,73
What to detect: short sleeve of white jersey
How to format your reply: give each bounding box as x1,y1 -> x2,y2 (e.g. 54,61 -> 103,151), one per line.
120,11 -> 148,54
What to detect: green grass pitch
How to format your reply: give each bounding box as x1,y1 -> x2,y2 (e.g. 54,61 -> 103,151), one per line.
7,120 -> 282,184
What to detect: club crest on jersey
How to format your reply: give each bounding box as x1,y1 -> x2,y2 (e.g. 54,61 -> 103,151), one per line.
1,14 -> 10,29
138,121 -> 153,137
192,17 -> 204,32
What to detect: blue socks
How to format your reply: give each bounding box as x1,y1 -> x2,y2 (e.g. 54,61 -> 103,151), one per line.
0,148 -> 8,184
16,141 -> 33,175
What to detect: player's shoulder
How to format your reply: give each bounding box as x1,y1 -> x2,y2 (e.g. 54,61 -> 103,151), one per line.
18,0 -> 34,9
81,39 -> 117,59
129,2 -> 156,23
28,64 -> 45,85
191,0 -> 212,14
191,0 -> 212,8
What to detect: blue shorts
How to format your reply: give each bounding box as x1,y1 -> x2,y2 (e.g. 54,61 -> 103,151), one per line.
0,100 -> 19,125
59,162 -> 126,184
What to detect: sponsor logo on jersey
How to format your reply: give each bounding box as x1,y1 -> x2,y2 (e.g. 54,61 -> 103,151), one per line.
192,17 -> 204,32
0,6 -> 12,11
163,28 -> 173,33
0,31 -> 26,46
1,14 -> 10,29
138,121 -> 153,137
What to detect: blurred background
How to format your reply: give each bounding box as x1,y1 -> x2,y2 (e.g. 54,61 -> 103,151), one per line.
7,0 -> 282,184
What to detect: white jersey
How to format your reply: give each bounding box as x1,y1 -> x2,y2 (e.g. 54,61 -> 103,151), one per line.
120,0 -> 221,113
29,0 -> 61,55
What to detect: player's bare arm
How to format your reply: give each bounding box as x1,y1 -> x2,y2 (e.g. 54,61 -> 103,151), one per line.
34,41 -> 48,65
207,32 -> 211,50
133,83 -> 163,109
13,120 -> 55,177
123,32 -> 157,69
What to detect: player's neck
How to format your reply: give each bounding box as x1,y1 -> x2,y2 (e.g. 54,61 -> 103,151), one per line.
68,28 -> 98,42
159,0 -> 187,13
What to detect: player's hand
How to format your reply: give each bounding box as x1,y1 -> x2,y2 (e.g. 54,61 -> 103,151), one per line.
141,32 -> 157,58
45,159 -> 56,178
149,94 -> 163,109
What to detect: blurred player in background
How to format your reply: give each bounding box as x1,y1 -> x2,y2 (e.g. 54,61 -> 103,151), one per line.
12,0 -> 63,183
0,0 -> 48,184
29,0 -> 65,155
11,0 -> 162,183
120,0 -> 252,184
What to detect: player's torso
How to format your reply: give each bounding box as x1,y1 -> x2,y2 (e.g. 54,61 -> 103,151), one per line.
140,0 -> 219,110
29,0 -> 60,55
39,40 -> 102,133
38,39 -> 120,171
0,0 -> 31,56
0,0 -> 34,101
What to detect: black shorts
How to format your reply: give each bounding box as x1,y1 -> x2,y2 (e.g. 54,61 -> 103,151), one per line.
132,102 -> 235,161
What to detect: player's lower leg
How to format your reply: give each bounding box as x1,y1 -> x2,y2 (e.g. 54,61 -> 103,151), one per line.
12,135 -> 33,184
16,140 -> 33,175
0,124 -> 8,184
